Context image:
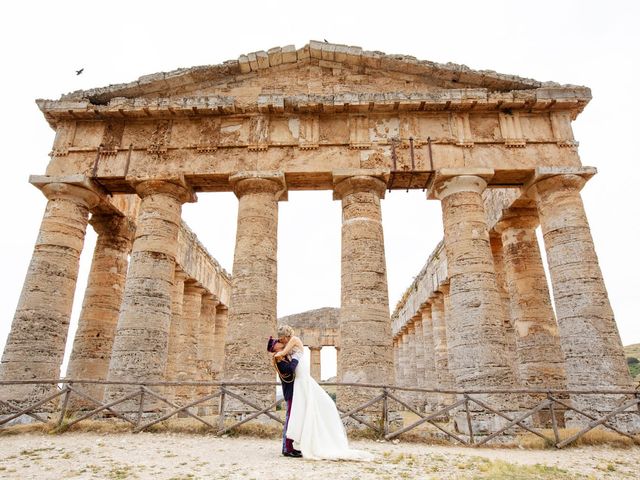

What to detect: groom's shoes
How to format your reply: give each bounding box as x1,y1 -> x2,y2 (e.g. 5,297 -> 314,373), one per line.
283,449 -> 302,458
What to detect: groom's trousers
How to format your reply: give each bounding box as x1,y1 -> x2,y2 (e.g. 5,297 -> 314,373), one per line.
282,398 -> 294,453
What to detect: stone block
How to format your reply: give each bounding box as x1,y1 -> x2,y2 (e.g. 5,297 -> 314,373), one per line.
238,55 -> 251,74
281,45 -> 297,63
255,51 -> 269,70
267,47 -> 282,67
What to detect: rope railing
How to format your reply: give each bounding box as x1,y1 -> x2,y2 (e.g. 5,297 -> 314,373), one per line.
1,379 -> 638,448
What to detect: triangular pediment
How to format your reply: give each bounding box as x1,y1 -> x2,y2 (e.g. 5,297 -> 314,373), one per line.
59,41 -> 563,106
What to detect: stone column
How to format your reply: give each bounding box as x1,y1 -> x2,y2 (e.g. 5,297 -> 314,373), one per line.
431,292 -> 454,402
223,172 -> 286,411
212,306 -> 228,375
398,326 -> 407,387
165,268 -> 187,404
309,347 -> 322,382
405,322 -> 418,406
420,303 -> 438,411
413,316 -> 426,389
495,209 -> 566,390
419,306 -> 436,386
405,323 -> 418,387
489,232 -> 518,379
196,295 -> 218,414
0,182 -> 99,406
165,269 -> 188,383
198,295 -> 219,382
66,214 -> 135,406
529,173 -> 633,415
174,282 -> 205,404
105,179 -> 194,409
433,173 -> 517,410
398,331 -> 409,407
412,316 -> 426,410
393,337 -> 400,384
334,173 -> 393,411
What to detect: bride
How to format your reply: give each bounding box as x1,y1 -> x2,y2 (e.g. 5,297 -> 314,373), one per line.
273,325 -> 374,461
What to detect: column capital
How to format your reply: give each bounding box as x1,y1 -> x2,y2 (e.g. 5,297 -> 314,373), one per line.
523,166 -> 596,195
494,207 -> 539,233
183,280 -> 207,296
131,177 -> 196,203
30,174 -> 109,209
427,168 -> 494,200
89,213 -> 136,240
332,170 -> 388,200
202,293 -> 220,305
173,267 -> 188,283
432,283 -> 450,297
229,171 -> 287,200
39,182 -> 102,209
419,303 -> 432,316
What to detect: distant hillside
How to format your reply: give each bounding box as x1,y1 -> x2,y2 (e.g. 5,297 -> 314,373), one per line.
624,343 -> 640,379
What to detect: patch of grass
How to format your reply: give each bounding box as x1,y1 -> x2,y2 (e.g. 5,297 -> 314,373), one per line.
518,427 -> 639,449
19,447 -> 54,458
472,460 -> 581,479
108,465 -> 134,479
345,426 -> 380,440
85,464 -> 102,474
0,422 -> 51,436
0,419 -> 133,436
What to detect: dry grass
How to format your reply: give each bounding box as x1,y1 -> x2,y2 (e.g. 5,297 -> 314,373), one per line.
472,459 -> 582,479
0,421 -> 52,436
518,427 -> 640,449
0,415 -> 284,438
2,413 -> 639,451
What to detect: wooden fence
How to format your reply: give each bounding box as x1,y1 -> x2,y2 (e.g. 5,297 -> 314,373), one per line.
1,379 -> 639,448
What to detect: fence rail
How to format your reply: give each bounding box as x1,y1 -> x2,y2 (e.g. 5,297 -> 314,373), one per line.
1,379 -> 639,448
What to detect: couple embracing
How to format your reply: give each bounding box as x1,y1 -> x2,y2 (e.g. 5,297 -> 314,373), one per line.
268,325 -> 373,461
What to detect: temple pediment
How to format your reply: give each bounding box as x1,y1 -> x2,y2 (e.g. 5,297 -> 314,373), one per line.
38,41 -> 590,126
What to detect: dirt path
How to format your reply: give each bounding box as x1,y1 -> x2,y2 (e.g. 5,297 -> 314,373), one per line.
0,433 -> 638,479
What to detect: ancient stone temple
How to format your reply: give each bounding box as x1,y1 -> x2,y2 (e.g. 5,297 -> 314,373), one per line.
278,308 -> 340,381
0,41 -> 633,427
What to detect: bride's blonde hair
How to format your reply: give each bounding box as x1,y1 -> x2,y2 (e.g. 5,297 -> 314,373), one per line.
277,325 -> 294,338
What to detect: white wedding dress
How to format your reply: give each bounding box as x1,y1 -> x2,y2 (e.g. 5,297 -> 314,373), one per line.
286,351 -> 374,461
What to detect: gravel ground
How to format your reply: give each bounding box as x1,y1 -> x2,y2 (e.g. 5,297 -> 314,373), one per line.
0,432 -> 639,479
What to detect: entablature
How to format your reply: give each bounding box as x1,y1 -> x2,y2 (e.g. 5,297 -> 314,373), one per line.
37,86 -> 590,125
42,105 -> 583,193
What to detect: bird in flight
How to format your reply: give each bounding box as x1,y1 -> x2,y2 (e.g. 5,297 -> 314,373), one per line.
75,68 -> 84,75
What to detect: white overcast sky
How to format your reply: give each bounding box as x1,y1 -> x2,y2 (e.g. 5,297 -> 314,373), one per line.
0,1 -> 639,380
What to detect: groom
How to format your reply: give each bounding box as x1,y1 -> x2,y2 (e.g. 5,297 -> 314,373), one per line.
267,337 -> 302,458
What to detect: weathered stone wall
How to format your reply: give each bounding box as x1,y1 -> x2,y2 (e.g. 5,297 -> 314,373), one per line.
176,222 -> 231,305
278,307 -> 339,348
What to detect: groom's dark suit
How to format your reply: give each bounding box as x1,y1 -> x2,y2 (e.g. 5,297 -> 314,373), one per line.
275,356 -> 299,455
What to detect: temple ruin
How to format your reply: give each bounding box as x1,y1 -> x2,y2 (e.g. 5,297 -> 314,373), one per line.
278,307 -> 339,381
0,41 -> 635,431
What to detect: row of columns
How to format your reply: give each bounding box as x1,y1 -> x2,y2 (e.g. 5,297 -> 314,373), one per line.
394,172 -> 632,423
0,178 -> 228,411
1,168 -> 631,425
1,170 -> 392,414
